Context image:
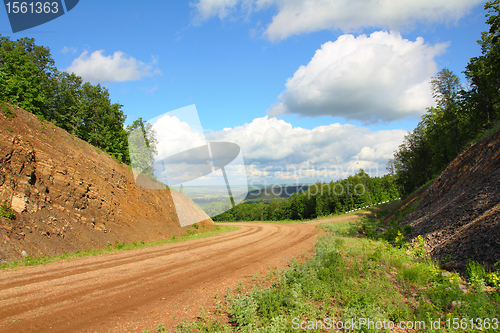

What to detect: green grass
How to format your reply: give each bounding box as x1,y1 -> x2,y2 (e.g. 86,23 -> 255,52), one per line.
0,202 -> 15,220
165,210 -> 499,333
0,225 -> 239,270
1,102 -> 16,119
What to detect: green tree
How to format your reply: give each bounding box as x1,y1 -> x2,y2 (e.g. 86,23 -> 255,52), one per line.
126,118 -> 158,177
464,1 -> 500,129
0,35 -> 57,116
431,68 -> 462,156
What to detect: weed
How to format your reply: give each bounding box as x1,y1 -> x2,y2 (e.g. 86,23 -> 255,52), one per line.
486,272 -> 499,288
394,231 -> 405,248
409,235 -> 427,258
198,306 -> 206,320
467,260 -> 500,288
442,254 -> 453,263
0,202 -> 15,220
467,260 -> 486,288
114,241 -> 126,250
1,103 -> 16,119
6,126 -> 13,132
214,300 -> 224,315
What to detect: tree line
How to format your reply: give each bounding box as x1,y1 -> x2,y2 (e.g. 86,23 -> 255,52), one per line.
211,170 -> 400,221
390,1 -> 500,196
0,35 -> 130,164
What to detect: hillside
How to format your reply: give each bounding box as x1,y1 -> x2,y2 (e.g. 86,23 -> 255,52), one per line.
0,104 -> 212,263
399,129 -> 500,272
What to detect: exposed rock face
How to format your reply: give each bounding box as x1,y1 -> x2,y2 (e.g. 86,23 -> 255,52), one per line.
400,129 -> 500,272
0,104 -> 213,262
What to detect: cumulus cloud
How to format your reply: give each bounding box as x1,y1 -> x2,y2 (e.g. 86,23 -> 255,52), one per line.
66,50 -> 161,83
191,0 -> 483,40
205,116 -> 406,182
268,31 -> 447,123
152,114 -> 207,161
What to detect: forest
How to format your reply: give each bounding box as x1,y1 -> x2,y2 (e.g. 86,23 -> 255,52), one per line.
390,1 -> 500,196
211,171 -> 400,221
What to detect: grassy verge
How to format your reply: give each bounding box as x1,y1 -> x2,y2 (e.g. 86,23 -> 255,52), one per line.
150,209 -> 499,333
0,225 -> 239,270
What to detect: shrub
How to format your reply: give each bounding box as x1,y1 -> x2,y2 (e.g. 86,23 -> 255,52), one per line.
485,272 -> 499,287
467,260 -> 487,290
410,235 -> 427,258
0,202 -> 15,220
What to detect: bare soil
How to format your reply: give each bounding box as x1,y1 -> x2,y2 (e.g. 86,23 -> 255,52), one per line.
400,129 -> 500,272
0,221 -> 325,332
0,104 -> 212,263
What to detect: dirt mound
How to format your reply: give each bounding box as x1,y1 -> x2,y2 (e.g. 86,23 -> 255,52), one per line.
0,104 -> 213,263
400,129 -> 500,272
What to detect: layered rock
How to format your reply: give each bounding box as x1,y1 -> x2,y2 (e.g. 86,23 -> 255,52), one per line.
0,104 -> 212,262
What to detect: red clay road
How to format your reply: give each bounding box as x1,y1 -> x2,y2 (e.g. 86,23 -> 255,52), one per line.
0,222 -> 323,332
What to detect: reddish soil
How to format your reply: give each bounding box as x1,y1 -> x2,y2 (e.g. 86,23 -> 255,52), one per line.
0,221 -> 322,333
0,104 -> 212,263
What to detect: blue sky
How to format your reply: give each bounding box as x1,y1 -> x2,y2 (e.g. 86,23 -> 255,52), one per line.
0,0 -> 490,184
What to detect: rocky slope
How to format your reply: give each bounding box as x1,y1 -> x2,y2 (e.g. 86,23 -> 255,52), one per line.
400,129 -> 500,272
0,103 -> 212,263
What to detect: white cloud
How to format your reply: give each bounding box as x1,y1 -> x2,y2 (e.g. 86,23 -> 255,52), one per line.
268,31 -> 447,123
66,50 -> 161,83
191,0 -> 240,23
262,0 -> 483,41
61,46 -> 77,54
191,0 -> 483,40
205,116 -> 406,182
152,114 -> 207,161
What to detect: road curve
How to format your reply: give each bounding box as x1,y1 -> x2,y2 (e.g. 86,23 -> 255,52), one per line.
0,222 -> 320,332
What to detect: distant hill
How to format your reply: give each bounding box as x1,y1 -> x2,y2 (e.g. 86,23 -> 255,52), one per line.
244,184 -> 310,204
399,129 -> 500,272
0,103 -> 212,263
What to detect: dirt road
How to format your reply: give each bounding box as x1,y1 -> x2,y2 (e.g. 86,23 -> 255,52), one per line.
0,222 -> 321,332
